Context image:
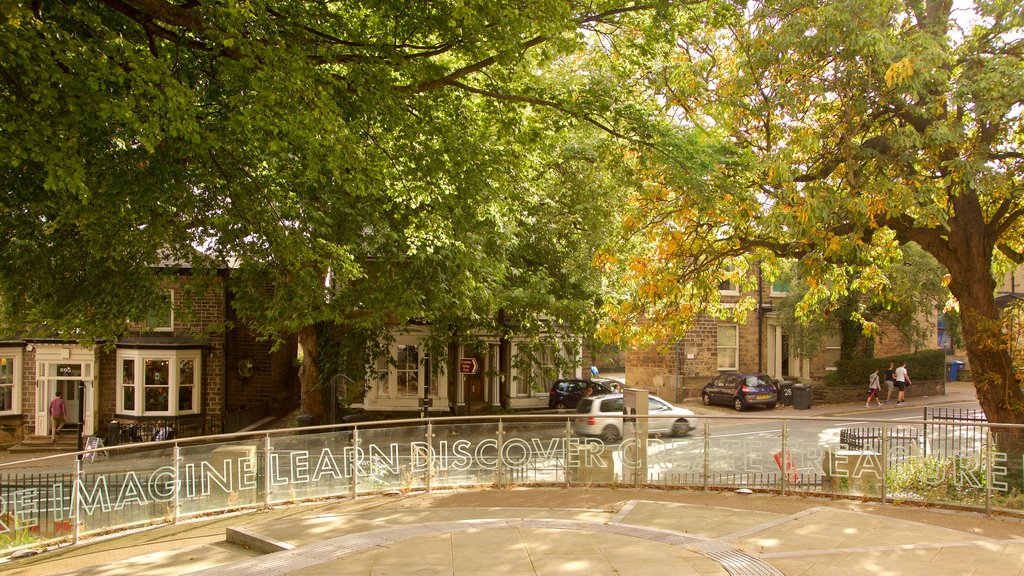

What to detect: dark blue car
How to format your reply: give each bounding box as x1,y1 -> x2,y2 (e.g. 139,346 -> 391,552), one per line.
702,372 -> 778,411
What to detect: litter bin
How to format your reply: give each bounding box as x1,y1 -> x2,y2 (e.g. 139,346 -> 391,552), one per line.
106,420 -> 120,448
778,382 -> 795,406
947,360 -> 965,382
792,383 -> 812,410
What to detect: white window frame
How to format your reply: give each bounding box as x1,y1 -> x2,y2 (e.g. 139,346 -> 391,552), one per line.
822,332 -> 842,372
146,289 -> 175,332
117,349 -> 201,416
0,348 -> 22,415
510,338 -> 580,398
770,280 -> 791,297
718,279 -> 740,296
717,324 -> 739,371
374,335 -> 446,401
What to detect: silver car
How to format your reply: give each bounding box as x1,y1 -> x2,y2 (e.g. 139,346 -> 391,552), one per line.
573,393 -> 698,442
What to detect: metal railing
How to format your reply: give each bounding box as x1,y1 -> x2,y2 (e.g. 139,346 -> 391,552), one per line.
1,413 -> 1021,554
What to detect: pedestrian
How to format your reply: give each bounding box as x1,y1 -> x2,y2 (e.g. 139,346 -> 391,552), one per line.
49,390 -> 66,443
866,369 -> 882,407
894,361 -> 911,405
883,362 -> 895,404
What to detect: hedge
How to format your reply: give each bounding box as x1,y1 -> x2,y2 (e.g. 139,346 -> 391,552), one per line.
823,349 -> 946,387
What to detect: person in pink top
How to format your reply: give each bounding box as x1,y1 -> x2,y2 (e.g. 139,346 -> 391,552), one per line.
49,390 -> 66,443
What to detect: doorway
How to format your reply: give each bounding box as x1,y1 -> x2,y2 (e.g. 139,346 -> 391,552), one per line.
35,348 -> 95,436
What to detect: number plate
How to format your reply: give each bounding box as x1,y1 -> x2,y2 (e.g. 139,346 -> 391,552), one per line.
756,394 -> 774,400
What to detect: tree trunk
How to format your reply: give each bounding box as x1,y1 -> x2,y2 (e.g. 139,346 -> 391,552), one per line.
298,325 -> 324,424
946,243 -> 1024,489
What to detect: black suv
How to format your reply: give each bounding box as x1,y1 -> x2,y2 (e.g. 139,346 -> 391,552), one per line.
701,372 -> 778,411
548,378 -> 615,409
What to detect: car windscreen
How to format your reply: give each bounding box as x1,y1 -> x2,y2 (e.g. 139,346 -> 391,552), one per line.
576,398 -> 595,413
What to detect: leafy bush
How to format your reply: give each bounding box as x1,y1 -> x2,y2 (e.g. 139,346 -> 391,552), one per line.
824,349 -> 945,387
886,454 -> 988,504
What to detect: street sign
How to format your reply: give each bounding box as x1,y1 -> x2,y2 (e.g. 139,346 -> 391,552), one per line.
459,358 -> 478,374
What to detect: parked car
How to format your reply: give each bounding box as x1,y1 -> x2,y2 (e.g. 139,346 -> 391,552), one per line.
548,378 -> 615,409
590,377 -> 624,392
702,372 -> 778,411
574,393 -> 698,442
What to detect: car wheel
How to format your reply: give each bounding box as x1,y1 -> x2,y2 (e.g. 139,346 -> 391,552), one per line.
600,425 -> 621,443
702,392 -> 712,406
671,420 -> 691,438
733,397 -> 744,411
554,401 -> 566,410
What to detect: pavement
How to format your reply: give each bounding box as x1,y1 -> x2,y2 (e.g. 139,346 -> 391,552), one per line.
2,379 -> 1011,576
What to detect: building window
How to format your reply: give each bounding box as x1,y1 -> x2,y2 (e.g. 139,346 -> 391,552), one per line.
718,279 -> 739,295
937,314 -> 955,354
396,344 -> 419,396
0,351 -> 20,414
514,342 -> 568,397
822,332 -> 842,372
117,349 -> 201,416
121,358 -> 136,412
146,289 -> 174,332
373,339 -> 446,401
717,324 -> 739,370
145,359 -> 170,411
771,280 -> 791,296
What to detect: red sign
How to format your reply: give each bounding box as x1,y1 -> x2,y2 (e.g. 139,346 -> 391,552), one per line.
459,358 -> 479,374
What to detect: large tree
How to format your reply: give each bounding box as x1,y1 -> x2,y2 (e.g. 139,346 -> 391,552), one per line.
606,0 -> 1024,435
0,1 -> 717,421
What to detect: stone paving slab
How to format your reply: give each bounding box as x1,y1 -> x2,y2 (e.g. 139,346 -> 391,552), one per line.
6,489 -> 1024,576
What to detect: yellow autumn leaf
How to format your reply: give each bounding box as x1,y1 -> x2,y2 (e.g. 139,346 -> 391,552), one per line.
884,57 -> 914,87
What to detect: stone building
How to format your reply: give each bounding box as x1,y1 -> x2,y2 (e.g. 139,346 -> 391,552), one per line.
625,265 -> 938,403
0,267 -> 296,446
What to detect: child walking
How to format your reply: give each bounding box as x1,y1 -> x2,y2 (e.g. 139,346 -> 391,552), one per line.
866,368 -> 882,407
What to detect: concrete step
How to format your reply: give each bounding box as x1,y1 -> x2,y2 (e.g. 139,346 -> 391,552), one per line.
8,431 -> 81,453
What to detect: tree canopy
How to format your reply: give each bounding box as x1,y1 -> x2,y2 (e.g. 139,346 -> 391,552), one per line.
0,1 -> 706,334
603,0 -> 1024,430
0,1 -> 728,418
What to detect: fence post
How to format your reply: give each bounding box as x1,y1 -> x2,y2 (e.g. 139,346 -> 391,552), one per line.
262,434 -> 272,509
922,407 -> 929,457
496,419 -> 505,488
985,425 -> 993,516
351,427 -> 360,496
564,418 -> 572,488
702,421 -> 710,492
172,442 -> 181,524
72,457 -> 81,545
425,421 -> 433,492
780,421 -> 788,496
881,424 -> 889,504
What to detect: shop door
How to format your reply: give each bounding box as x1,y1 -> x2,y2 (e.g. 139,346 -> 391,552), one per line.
464,353 -> 486,402
55,379 -> 81,424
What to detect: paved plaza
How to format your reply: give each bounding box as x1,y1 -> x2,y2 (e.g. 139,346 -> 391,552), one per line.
2,488 -> 1024,576
4,380 -> 1018,575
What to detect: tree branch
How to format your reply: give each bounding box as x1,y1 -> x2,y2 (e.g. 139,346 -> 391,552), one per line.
446,81 -> 637,142
401,35 -> 548,93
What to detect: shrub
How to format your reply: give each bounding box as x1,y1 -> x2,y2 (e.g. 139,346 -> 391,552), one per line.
886,454 -> 988,504
824,349 -> 945,387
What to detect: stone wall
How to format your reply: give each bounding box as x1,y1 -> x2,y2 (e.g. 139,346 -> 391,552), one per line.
810,379 -> 946,405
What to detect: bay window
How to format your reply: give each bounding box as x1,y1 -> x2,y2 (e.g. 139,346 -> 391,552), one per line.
0,350 -> 20,414
118,349 -> 201,416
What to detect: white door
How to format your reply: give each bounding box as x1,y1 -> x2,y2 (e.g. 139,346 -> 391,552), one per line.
35,347 -> 95,436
